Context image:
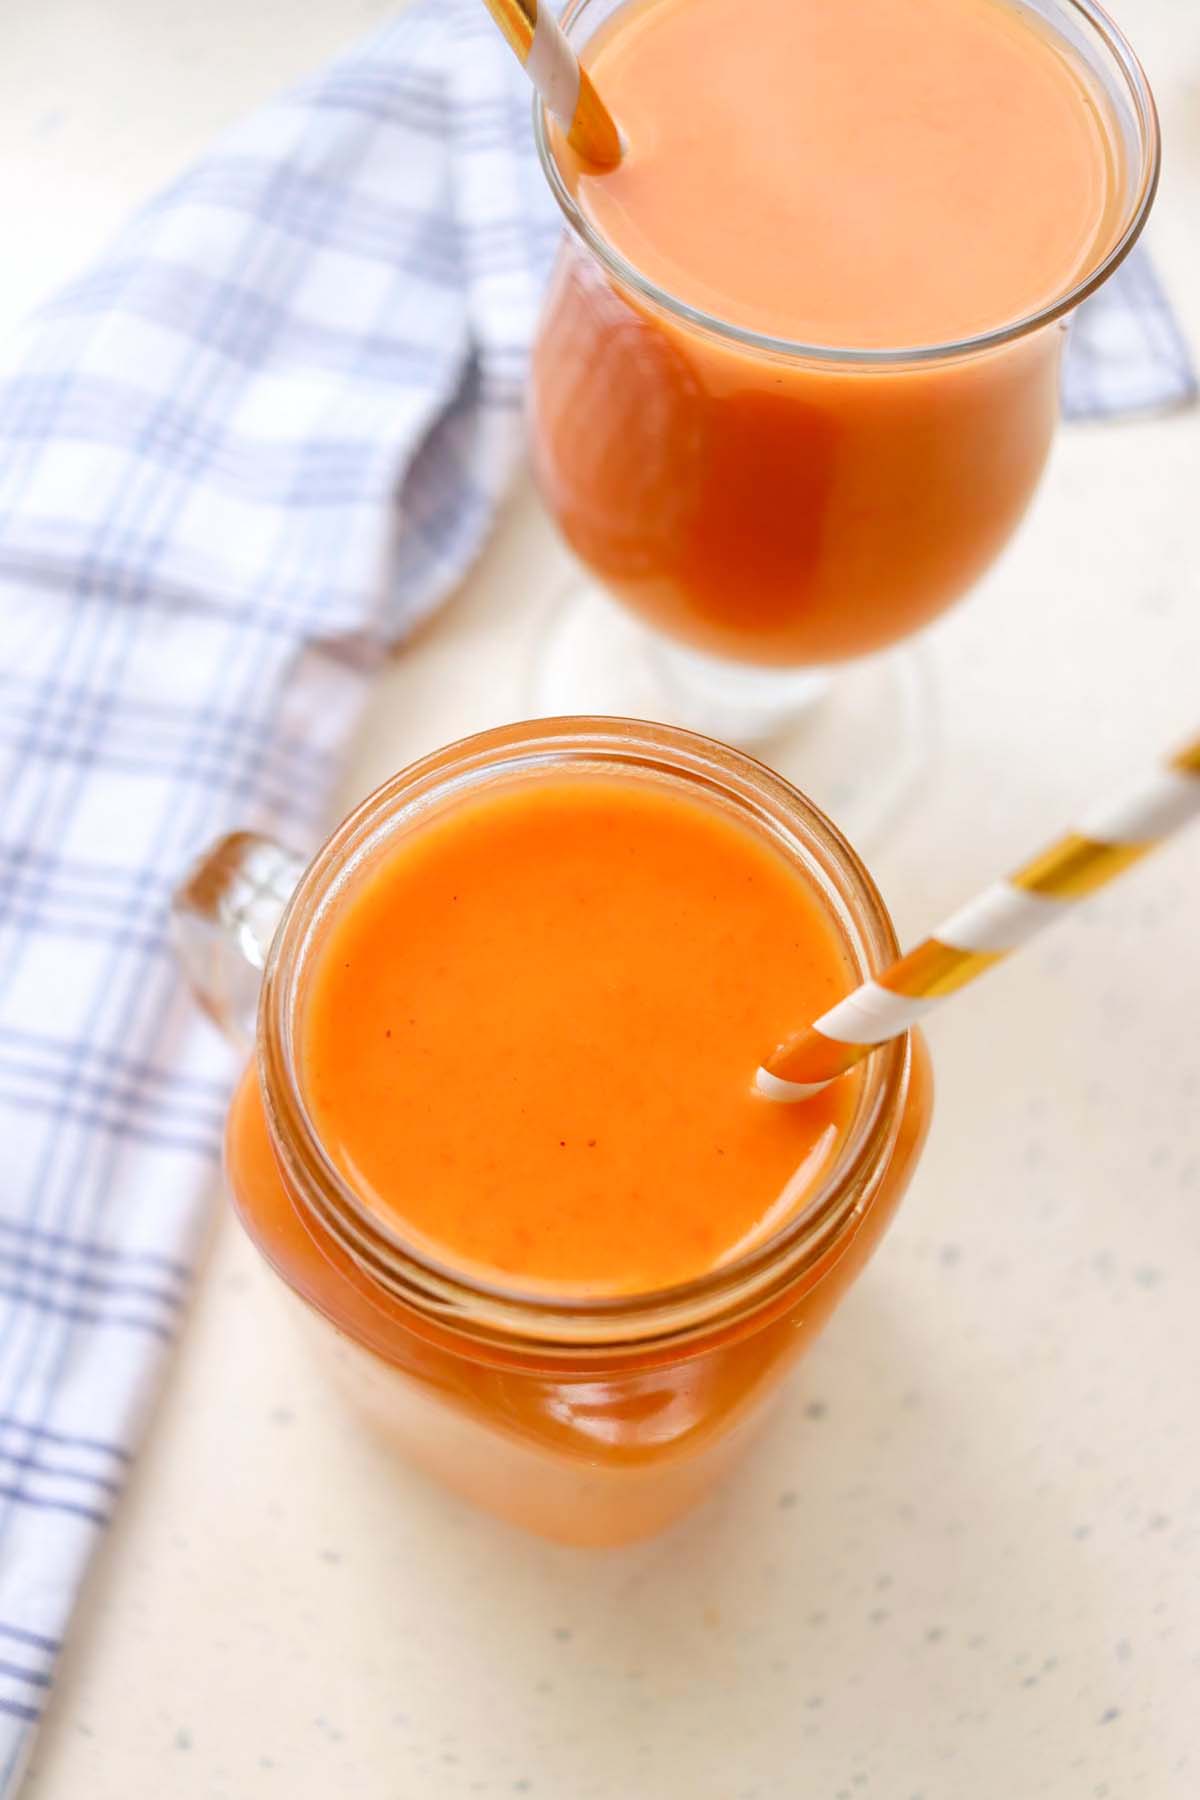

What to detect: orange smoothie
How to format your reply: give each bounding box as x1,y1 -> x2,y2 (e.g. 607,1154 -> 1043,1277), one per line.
218,725 -> 934,1542
299,773 -> 860,1293
529,0 -> 1129,665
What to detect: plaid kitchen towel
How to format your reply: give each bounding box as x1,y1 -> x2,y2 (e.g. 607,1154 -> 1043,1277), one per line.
0,2 -> 553,1786
1063,244 -> 1197,420
0,0 -> 1193,1786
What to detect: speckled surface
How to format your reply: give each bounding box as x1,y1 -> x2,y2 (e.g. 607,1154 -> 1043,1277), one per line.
4,2 -> 1200,1795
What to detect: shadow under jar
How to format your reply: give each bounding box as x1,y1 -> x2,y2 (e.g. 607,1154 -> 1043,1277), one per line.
175,721 -> 932,1546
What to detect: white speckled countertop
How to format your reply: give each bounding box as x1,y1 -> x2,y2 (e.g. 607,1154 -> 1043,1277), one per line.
3,2 -> 1199,1795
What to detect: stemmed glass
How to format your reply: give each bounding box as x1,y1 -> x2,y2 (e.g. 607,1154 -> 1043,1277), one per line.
525,0 -> 1159,838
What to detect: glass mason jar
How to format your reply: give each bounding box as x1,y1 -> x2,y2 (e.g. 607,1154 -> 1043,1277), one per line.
174,720 -> 932,1545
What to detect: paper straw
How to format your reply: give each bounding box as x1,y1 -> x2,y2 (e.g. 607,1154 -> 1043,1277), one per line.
479,0 -> 622,167
758,733 -> 1200,1101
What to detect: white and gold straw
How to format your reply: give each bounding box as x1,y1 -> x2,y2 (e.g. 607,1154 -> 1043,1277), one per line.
759,733 -> 1200,1102
479,0 -> 622,167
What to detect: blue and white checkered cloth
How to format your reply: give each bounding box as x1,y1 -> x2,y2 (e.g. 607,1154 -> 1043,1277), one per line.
0,0 -> 1192,1785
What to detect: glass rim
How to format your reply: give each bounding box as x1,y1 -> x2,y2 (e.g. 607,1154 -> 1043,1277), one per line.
256,718 -> 915,1351
534,0 -> 1161,368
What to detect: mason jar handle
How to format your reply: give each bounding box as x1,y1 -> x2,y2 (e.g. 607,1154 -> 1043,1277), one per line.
171,832 -> 307,1048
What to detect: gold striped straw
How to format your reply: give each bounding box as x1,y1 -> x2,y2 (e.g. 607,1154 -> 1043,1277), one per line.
758,733 -> 1200,1102
479,0 -> 622,168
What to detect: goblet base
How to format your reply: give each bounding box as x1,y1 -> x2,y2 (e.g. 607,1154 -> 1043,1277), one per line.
528,578 -> 939,848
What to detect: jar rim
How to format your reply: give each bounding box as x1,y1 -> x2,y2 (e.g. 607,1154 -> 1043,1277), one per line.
257,718 -> 913,1350
534,0 -> 1160,368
